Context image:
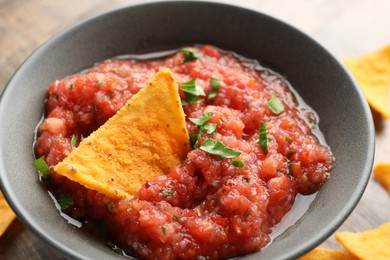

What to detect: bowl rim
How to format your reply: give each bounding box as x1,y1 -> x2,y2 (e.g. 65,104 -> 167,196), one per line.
0,1 -> 375,259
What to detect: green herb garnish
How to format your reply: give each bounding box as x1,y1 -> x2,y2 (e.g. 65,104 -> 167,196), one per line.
161,226 -> 167,235
70,134 -> 77,148
258,122 -> 272,155
288,162 -> 294,175
189,133 -> 199,148
181,49 -> 202,63
189,112 -> 218,148
189,112 -> 213,126
33,156 -> 51,181
200,138 -> 241,159
105,202 -> 115,212
189,112 -> 217,134
285,136 -> 292,143
57,193 -> 74,211
266,94 -> 285,114
159,187 -> 175,198
207,77 -> 220,100
202,123 -> 217,134
172,215 -> 182,223
67,83 -> 74,90
180,79 -> 206,105
243,177 -> 250,183
232,160 -> 245,168
108,242 -> 125,256
287,151 -> 296,158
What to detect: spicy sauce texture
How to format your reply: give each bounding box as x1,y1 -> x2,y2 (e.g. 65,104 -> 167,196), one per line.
34,46 -> 334,259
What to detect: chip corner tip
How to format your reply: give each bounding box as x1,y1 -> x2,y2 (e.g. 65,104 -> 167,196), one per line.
151,68 -> 178,92
156,68 -> 175,80
158,67 -> 173,74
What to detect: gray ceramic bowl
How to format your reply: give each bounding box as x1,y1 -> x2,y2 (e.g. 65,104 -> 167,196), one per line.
0,1 -> 374,259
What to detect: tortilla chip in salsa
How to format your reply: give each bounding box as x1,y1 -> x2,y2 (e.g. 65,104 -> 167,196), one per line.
54,69 -> 190,199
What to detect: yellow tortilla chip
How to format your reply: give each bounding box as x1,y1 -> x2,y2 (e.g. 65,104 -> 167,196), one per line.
336,223 -> 390,260
0,191 -> 16,237
344,44 -> 390,119
54,69 -> 190,199
299,248 -> 357,260
373,163 -> 390,194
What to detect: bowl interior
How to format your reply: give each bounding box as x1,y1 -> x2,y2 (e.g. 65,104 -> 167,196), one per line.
0,1 -> 374,259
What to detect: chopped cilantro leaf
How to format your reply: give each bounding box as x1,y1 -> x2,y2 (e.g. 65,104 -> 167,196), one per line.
105,202 -> 115,212
200,138 -> 241,159
161,226 -> 167,235
172,215 -> 182,223
258,122 -> 272,155
189,112 -> 213,126
180,79 -> 206,105
70,134 -> 77,148
287,151 -> 296,158
192,136 -> 201,149
189,133 -> 199,148
243,177 -> 250,183
57,193 -> 74,211
108,242 -> 125,256
33,156 -> 51,182
181,49 -> 202,63
159,187 -> 175,198
285,136 -> 292,143
232,160 -> 245,168
189,112 -> 218,148
207,77 -> 220,100
288,162 -> 294,175
266,94 -> 285,114
202,123 -> 217,134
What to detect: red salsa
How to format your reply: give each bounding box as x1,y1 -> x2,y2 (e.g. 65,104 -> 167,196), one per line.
34,46 -> 334,259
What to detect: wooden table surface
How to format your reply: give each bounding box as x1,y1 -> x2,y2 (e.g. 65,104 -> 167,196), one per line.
1,0 -> 390,259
